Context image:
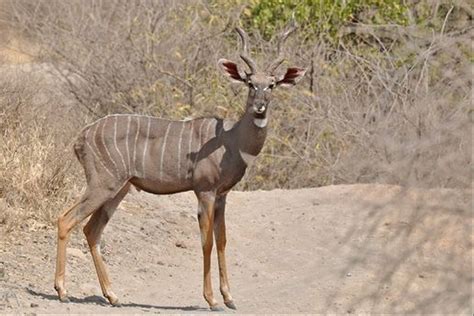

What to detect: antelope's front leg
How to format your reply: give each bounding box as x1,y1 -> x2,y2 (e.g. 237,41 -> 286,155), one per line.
196,191 -> 221,311
214,194 -> 236,309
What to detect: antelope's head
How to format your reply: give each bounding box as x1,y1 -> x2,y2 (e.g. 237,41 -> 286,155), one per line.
218,21 -> 306,125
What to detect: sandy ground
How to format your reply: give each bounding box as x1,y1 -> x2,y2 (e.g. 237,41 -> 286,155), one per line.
0,184 -> 472,314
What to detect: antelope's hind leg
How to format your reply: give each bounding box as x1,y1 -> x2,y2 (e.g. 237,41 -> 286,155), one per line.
83,182 -> 131,306
54,185 -> 121,302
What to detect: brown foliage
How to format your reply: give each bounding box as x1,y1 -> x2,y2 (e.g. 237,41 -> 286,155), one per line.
0,65 -> 82,230
0,0 -> 471,227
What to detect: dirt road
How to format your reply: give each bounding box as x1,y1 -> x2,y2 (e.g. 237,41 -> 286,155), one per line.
0,184 -> 471,314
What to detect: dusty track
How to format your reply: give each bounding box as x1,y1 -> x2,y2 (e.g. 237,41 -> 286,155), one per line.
0,184 -> 472,314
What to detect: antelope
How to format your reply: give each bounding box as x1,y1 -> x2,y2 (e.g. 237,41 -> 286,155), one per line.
54,22 -> 305,311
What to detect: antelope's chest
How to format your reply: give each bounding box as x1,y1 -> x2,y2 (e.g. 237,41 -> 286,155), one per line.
216,151 -> 251,193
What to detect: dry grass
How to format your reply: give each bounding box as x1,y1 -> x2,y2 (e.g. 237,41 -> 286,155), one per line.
0,1 -> 471,231
0,68 -> 81,231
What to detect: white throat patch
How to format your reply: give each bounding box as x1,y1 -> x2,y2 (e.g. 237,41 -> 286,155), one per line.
253,118 -> 267,128
239,150 -> 257,166
223,120 -> 235,132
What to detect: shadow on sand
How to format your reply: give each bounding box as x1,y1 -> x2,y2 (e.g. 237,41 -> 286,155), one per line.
26,287 -> 208,311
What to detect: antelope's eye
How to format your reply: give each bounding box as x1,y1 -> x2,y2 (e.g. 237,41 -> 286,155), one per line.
248,82 -> 258,90
269,83 -> 275,89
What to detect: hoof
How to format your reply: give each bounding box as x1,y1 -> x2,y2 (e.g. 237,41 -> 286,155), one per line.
59,296 -> 70,303
56,288 -> 69,303
105,294 -> 121,307
210,305 -> 224,312
225,300 -> 237,310
111,301 -> 122,307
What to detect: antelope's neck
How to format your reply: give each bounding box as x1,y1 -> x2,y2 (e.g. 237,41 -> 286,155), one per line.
236,110 -> 268,156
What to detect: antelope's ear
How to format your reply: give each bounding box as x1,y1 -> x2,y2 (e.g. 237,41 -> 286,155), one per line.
276,67 -> 306,87
218,59 -> 245,83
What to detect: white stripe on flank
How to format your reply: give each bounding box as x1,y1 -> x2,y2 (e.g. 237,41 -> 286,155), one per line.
133,116 -> 141,175
198,120 -> 206,146
125,116 -> 131,175
205,119 -> 214,140
142,116 -> 151,178
101,119 -> 119,173
193,120 -> 207,168
177,122 -> 186,179
186,120 -> 194,179
114,116 -> 128,174
89,123 -> 115,178
159,122 -> 172,181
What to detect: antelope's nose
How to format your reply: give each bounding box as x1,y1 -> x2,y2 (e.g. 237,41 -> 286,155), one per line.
254,103 -> 266,114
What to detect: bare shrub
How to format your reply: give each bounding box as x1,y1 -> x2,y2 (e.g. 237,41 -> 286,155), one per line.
1,1 -> 470,203
0,68 -> 81,231
241,7 -> 471,190
7,0 -> 236,119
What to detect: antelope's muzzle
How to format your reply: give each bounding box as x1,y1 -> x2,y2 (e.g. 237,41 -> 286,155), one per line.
254,104 -> 266,114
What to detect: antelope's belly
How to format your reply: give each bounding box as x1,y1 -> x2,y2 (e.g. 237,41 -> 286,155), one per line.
130,176 -> 193,194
